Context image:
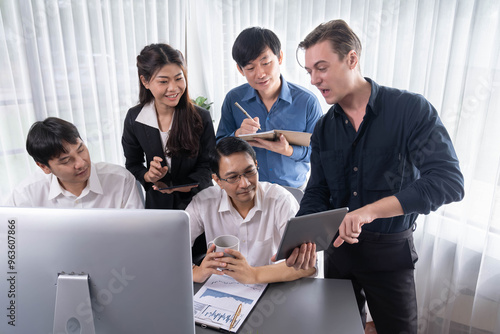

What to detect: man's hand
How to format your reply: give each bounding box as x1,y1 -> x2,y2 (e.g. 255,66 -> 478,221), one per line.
251,134 -> 293,157
334,206 -> 375,247
273,242 -> 316,270
334,196 -> 404,247
235,117 -> 261,136
192,244 -> 226,283
144,156 -> 168,183
219,249 -> 258,284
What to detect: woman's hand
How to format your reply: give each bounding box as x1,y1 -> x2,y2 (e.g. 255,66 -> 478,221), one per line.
144,156 -> 168,183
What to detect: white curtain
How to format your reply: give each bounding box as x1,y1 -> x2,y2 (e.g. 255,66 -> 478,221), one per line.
0,0 -> 186,202
1,0 -> 499,332
188,1 -> 500,333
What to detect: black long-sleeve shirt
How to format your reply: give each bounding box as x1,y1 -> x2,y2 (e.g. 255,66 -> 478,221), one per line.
297,78 -> 464,233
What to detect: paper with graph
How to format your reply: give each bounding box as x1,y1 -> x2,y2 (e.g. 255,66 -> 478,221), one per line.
194,274 -> 267,332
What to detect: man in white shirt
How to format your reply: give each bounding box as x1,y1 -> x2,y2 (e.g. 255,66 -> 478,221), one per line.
6,117 -> 143,209
187,137 -> 316,284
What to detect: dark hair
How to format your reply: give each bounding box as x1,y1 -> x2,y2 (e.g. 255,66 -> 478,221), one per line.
298,19 -> 362,60
232,27 -> 281,68
26,117 -> 81,166
210,137 -> 257,176
136,43 -> 202,158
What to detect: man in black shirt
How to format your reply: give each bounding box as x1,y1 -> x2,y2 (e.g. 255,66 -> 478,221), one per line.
293,19 -> 464,333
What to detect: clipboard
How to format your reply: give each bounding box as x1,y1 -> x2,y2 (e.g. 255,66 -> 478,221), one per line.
275,207 -> 349,261
238,130 -> 312,146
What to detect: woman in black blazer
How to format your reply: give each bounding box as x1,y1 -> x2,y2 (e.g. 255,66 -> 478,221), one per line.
122,43 -> 215,210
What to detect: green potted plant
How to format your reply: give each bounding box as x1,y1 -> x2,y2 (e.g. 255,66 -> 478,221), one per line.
192,96 -> 213,111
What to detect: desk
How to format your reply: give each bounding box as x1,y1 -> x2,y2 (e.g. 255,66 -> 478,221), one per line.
194,277 -> 364,333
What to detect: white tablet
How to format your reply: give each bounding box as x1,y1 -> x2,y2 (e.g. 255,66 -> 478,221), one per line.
275,207 -> 349,261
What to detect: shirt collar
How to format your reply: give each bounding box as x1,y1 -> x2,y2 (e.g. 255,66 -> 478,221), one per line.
48,173 -> 64,200
278,75 -> 292,104
135,101 -> 160,129
87,163 -> 103,195
241,75 -> 292,105
365,77 -> 380,116
332,77 -> 380,117
47,163 -> 102,200
217,183 -> 263,216
218,188 -> 232,212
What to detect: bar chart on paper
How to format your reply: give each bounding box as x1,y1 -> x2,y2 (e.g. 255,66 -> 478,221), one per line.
198,305 -> 238,326
196,289 -> 251,326
194,275 -> 267,332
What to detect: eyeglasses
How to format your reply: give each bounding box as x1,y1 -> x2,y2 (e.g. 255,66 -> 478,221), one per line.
219,167 -> 258,184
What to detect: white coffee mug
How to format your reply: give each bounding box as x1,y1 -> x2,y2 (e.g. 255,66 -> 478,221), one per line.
208,235 -> 239,258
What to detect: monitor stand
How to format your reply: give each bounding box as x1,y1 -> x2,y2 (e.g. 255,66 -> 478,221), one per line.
53,273 -> 96,334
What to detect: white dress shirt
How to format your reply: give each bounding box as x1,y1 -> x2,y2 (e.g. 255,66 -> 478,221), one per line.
186,182 -> 299,267
5,162 -> 143,209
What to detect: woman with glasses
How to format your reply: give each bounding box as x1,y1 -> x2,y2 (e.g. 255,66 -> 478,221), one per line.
122,43 -> 215,210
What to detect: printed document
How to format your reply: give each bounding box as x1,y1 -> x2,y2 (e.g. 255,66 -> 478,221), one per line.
194,274 -> 267,332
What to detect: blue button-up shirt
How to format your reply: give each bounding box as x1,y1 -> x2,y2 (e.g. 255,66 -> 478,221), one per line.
216,75 -> 323,188
298,78 -> 464,233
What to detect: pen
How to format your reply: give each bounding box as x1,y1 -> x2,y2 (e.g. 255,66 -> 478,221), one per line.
228,303 -> 242,330
234,102 -> 262,130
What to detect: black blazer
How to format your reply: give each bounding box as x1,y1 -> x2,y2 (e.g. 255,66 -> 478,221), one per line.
122,104 -> 215,210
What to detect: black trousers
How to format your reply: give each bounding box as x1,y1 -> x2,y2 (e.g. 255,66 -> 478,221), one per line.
324,227 -> 418,334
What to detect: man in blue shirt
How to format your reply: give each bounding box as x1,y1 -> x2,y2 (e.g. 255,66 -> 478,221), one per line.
216,27 -> 322,189
293,20 -> 465,333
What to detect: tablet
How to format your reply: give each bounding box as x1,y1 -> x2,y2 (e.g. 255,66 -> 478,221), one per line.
275,207 -> 349,261
157,182 -> 199,190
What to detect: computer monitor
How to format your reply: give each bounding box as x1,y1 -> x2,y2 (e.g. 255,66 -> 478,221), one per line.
0,207 -> 195,334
